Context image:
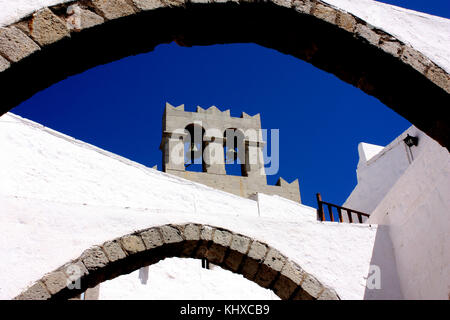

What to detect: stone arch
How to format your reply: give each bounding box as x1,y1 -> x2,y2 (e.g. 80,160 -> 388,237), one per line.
0,1 -> 448,149
14,223 -> 339,300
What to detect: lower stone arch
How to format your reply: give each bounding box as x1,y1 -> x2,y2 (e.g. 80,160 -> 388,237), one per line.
14,223 -> 339,300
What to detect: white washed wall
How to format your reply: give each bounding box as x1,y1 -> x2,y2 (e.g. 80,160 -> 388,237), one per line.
0,113 -> 388,300
342,125 -> 449,299
368,132 -> 450,299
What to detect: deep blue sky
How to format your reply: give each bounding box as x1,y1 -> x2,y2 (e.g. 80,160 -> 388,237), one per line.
10,1 -> 448,208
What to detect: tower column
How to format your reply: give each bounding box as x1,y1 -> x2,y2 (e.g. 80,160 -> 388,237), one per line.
243,140 -> 267,184
203,135 -> 226,175
160,131 -> 186,172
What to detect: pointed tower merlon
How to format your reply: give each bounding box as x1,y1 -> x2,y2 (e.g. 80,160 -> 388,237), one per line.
241,112 -> 262,129
276,177 -> 299,189
273,178 -> 301,202
166,102 -> 185,112
196,105 -> 229,115
241,112 -> 261,121
162,102 -> 187,134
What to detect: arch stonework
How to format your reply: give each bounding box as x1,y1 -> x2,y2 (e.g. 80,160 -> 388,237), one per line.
0,0 -> 448,149
14,223 -> 339,300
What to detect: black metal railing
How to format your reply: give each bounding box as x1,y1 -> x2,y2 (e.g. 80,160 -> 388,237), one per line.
316,193 -> 370,223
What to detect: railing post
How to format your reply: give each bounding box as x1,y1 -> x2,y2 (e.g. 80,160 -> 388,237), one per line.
357,213 -> 363,223
317,194 -> 369,224
316,193 -> 325,221
327,204 -> 334,222
347,209 -> 353,223
337,207 -> 343,223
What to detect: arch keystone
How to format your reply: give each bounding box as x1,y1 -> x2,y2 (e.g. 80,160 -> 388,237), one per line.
159,225 -> 184,244
183,223 -> 201,240
200,225 -> 214,241
179,224 -> 200,257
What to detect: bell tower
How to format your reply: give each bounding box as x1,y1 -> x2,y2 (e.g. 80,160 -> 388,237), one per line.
160,102 -> 301,202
